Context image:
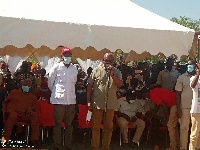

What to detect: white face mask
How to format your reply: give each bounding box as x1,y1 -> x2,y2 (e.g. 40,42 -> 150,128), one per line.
63,57 -> 71,64
129,100 -> 135,103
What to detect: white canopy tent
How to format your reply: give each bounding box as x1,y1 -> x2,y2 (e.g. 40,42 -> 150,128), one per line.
0,0 -> 196,73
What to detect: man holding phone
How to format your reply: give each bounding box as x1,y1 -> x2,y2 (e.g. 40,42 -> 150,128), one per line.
87,53 -> 123,150
189,61 -> 200,150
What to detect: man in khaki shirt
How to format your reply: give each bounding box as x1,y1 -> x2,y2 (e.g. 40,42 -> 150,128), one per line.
156,57 -> 180,91
87,53 -> 123,150
175,60 -> 200,150
115,92 -> 145,147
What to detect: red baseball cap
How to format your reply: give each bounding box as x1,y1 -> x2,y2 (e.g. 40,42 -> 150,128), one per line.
61,47 -> 71,55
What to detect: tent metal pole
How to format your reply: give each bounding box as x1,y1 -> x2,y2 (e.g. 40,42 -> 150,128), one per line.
198,35 -> 200,61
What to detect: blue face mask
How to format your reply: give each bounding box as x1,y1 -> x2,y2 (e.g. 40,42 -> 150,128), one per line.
22,86 -> 30,93
187,65 -> 194,73
41,89 -> 48,92
63,57 -> 71,64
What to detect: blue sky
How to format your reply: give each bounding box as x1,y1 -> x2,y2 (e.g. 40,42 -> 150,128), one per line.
131,0 -> 200,20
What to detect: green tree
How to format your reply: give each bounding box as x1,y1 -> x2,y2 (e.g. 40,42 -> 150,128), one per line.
171,16 -> 200,61
170,16 -> 200,31
27,56 -> 38,65
116,49 -> 124,65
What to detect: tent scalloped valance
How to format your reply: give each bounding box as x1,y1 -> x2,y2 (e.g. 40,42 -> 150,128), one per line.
0,43 -> 197,62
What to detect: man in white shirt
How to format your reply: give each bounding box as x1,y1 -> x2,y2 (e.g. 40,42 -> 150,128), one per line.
189,61 -> 200,150
48,47 -> 78,150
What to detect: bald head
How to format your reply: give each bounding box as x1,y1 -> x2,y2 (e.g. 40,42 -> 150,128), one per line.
103,53 -> 114,63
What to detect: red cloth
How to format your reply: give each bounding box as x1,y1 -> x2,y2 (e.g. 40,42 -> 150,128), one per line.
4,89 -> 38,114
40,80 -> 48,89
34,90 -> 51,101
116,91 -> 122,99
150,88 -> 175,107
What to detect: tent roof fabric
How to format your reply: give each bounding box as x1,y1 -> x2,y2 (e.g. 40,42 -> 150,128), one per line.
0,0 -> 195,59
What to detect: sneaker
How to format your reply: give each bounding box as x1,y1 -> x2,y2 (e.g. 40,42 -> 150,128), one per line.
130,141 -> 139,148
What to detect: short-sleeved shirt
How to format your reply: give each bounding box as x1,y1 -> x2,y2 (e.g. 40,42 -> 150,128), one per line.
175,72 -> 193,109
138,98 -> 155,114
48,62 -> 78,105
87,64 -> 122,110
116,97 -> 142,118
190,76 -> 200,113
150,88 -> 176,107
156,68 -> 180,91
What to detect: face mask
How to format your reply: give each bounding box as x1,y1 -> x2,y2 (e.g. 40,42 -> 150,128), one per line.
129,100 -> 135,103
22,86 -> 30,93
63,57 -> 71,64
187,65 -> 194,73
77,90 -> 84,94
172,66 -> 176,70
41,89 -> 48,92
105,64 -> 109,69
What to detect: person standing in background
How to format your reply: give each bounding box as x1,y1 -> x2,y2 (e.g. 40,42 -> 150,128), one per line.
156,57 -> 180,91
14,61 -> 36,92
175,60 -> 200,150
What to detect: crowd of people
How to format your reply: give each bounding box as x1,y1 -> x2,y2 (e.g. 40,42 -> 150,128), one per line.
0,47 -> 200,150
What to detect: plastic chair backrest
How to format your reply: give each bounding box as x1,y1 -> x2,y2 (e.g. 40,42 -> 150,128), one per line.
78,104 -> 92,128
36,100 -> 49,112
39,102 -> 55,126
39,102 -> 65,127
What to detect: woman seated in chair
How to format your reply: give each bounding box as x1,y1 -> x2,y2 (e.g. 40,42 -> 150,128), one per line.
2,79 -> 40,147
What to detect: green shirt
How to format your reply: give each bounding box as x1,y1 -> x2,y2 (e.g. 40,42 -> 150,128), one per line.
87,64 -> 122,109
156,68 -> 180,91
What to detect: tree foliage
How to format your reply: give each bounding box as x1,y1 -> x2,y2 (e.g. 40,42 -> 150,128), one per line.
27,56 -> 38,65
116,49 -> 124,65
170,16 -> 200,31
